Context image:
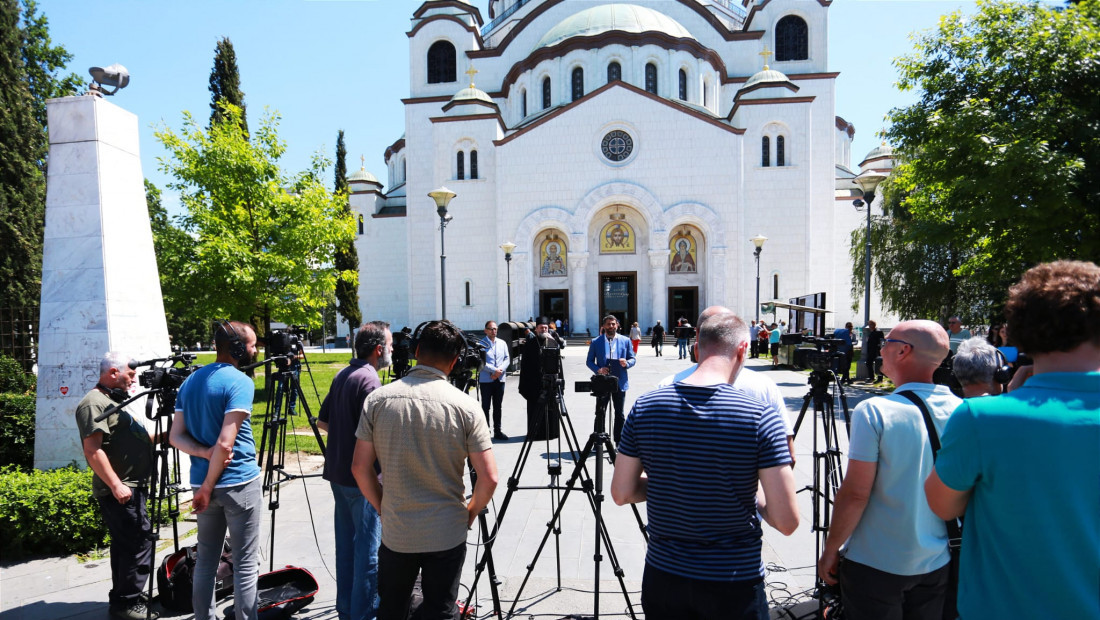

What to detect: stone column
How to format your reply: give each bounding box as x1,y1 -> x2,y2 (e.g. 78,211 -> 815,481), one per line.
569,253 -> 588,335
35,96 -> 170,470
649,251 -> 668,325
709,247 -> 727,309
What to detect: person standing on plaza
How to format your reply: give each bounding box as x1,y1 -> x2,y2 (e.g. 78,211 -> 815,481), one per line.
946,316 -> 971,354
749,320 -> 761,359
478,320 -> 510,441
833,322 -> 854,384
352,320 -> 498,620
317,321 -> 392,620
864,320 -> 885,382
171,321 -> 262,620
768,322 -> 782,368
818,320 -> 961,620
612,310 -> 798,619
76,352 -> 158,620
651,320 -> 665,357
586,314 -> 636,444
629,321 -> 642,354
675,318 -> 694,360
926,260 -> 1100,620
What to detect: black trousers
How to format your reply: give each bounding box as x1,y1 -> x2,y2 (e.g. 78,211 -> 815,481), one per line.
610,389 -> 626,444
378,542 -> 465,620
839,559 -> 949,620
750,340 -> 759,358
96,486 -> 154,607
641,563 -> 768,620
479,381 -> 505,431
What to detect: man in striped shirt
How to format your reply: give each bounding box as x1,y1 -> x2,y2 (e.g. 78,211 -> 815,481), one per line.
611,311 -> 799,620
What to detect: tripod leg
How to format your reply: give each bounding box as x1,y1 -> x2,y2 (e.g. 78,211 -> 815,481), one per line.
476,509 -> 503,619
294,379 -> 326,457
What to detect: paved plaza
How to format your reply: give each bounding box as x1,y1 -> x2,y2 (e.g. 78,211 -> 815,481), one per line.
1,344 -> 876,619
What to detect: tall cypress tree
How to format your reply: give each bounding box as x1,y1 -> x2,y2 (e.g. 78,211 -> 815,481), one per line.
332,130 -> 361,338
0,0 -> 47,308
208,36 -> 247,133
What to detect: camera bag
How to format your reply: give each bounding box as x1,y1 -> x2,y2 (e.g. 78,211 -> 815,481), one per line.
222,566 -> 318,620
157,538 -> 234,611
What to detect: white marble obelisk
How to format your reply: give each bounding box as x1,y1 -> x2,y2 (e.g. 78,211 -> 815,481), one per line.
35,95 -> 170,470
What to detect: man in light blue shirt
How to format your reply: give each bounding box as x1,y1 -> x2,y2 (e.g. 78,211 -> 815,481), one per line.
818,320 -> 960,620
586,315 -> 636,444
478,320 -> 510,441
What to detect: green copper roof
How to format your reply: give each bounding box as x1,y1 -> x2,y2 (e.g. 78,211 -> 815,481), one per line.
536,3 -> 692,50
348,167 -> 380,184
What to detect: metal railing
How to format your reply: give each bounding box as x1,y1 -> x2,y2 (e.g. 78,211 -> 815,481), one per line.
0,306 -> 38,373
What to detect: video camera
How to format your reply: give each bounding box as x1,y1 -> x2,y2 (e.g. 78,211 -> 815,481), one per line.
266,326 -> 305,357
450,330 -> 487,384
132,353 -> 198,391
802,336 -> 845,374
575,373 -> 618,397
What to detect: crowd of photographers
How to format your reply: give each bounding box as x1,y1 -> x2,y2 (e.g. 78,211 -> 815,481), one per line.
76,259 -> 1097,620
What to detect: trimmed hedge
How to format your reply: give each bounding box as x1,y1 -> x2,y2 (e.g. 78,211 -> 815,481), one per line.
0,465 -> 108,559
0,354 -> 34,394
0,393 -> 35,470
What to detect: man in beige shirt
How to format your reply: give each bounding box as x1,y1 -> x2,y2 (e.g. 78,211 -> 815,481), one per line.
352,320 -> 498,620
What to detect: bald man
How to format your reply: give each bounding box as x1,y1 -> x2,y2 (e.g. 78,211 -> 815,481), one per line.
817,320 -> 961,620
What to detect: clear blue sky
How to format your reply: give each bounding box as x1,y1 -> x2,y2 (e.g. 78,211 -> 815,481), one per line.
34,0 -> 1052,211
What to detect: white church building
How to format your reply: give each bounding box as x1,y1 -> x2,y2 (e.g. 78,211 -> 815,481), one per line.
351,0 -> 892,335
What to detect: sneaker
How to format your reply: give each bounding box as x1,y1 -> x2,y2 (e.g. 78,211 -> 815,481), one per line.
494,430 -> 509,441
110,602 -> 159,620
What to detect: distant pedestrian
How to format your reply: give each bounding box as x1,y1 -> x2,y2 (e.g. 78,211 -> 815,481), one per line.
749,320 -> 761,358
629,322 -> 642,354
651,320 -> 664,357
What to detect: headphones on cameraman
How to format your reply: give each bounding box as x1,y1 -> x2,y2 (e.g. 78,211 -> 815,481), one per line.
993,348 -> 1013,385
96,382 -> 128,403
409,320 -> 468,363
216,319 -> 247,361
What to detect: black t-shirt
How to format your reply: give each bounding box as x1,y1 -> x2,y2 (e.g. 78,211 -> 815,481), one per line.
74,390 -> 153,497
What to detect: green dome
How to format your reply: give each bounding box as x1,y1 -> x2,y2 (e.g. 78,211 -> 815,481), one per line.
449,86 -> 495,105
536,3 -> 692,50
348,167 -> 380,185
743,66 -> 792,90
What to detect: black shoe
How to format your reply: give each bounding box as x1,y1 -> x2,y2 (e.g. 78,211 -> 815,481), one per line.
110,602 -> 159,620
494,430 -> 509,441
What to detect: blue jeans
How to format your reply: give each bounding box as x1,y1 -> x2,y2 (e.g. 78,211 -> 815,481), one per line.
331,482 -> 382,620
677,339 -> 689,358
194,478 -> 261,620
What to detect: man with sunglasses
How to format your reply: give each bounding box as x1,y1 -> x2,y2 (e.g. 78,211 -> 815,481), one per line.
818,320 -> 961,620
946,316 -> 970,354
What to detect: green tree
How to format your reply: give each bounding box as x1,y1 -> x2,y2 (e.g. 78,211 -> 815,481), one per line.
0,0 -> 81,308
146,179 -> 207,347
155,103 -> 355,337
332,130 -> 361,339
862,0 -> 1100,322
209,37 -> 247,133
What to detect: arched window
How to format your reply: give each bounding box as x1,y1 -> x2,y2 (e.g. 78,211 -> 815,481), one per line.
645,63 -> 658,94
678,69 -> 687,101
777,136 -> 786,167
542,76 -> 551,109
775,16 -> 809,61
357,214 -> 364,235
761,136 -> 770,167
773,274 -> 780,299
465,281 -> 472,306
607,61 -> 621,83
703,81 -> 709,107
401,160 -> 406,183
470,150 -> 478,179
571,67 -> 584,101
521,88 -> 527,117
456,151 -> 465,180
427,40 -> 457,83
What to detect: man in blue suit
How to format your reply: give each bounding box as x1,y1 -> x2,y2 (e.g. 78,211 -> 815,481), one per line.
586,315 -> 636,444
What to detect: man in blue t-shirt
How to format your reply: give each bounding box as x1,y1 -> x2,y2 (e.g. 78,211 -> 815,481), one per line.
833,322 -> 854,384
171,321 -> 261,620
318,321 -> 391,620
612,311 -> 798,619
926,261 -> 1100,620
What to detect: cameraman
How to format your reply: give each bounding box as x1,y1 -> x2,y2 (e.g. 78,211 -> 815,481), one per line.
952,337 -> 1003,398
76,352 -> 158,620
519,317 -> 563,440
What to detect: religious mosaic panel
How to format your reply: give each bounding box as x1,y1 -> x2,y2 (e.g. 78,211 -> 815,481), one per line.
599,221 -> 635,254
540,236 -> 567,277
669,228 -> 699,273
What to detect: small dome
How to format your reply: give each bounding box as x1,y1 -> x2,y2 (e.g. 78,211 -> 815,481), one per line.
449,86 -> 494,106
348,167 -> 380,185
743,66 -> 792,90
863,143 -> 894,161
536,4 -> 692,50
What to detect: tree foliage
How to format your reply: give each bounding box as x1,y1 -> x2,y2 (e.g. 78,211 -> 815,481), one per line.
209,37 -> 247,134
332,129 -> 361,336
18,0 -> 81,135
862,0 -> 1100,322
155,103 -> 355,335
146,179 -> 207,347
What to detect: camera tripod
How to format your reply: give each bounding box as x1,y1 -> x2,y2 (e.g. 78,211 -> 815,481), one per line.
792,367 -> 850,617
466,376 -> 647,619
253,351 -> 327,571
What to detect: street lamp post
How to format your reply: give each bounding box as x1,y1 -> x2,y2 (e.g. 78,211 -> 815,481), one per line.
853,170 -> 886,379
500,241 -> 516,322
428,187 -> 456,320
750,234 -> 768,323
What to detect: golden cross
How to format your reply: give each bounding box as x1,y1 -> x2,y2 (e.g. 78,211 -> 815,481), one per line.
465,64 -> 478,88
360,154 -> 365,169
759,45 -> 773,70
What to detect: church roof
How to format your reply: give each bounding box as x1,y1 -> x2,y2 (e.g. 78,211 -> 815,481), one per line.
348,167 -> 381,185
743,66 -> 793,90
448,86 -> 495,105
535,3 -> 692,50
862,143 -> 894,162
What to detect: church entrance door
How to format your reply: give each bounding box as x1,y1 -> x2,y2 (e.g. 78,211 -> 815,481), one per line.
668,287 -> 698,327
539,290 -> 569,327
599,272 -> 636,335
